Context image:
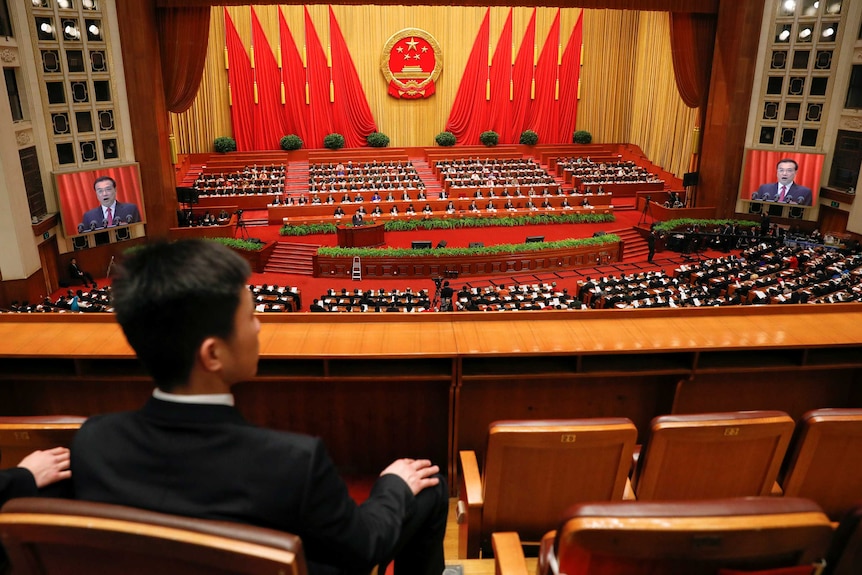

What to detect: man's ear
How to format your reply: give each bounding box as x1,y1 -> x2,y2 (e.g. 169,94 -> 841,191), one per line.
197,336 -> 224,373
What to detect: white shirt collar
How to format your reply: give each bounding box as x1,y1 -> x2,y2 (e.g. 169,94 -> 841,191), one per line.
153,387 -> 235,406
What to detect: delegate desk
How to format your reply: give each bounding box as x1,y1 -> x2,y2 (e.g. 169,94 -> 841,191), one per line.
336,222 -> 385,247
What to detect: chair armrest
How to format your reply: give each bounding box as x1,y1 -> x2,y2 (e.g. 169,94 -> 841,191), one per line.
458,450 -> 484,558
492,532 -> 528,575
459,450 -> 483,511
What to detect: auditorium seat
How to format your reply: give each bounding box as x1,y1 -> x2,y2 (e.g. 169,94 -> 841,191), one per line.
457,418 -> 637,558
492,497 -> 833,575
0,497 -> 307,575
0,416 -> 85,470
632,410 -> 794,501
779,408 -> 862,521
823,503 -> 862,575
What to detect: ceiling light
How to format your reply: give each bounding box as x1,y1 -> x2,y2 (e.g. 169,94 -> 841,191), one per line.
83,0 -> 95,8
88,24 -> 99,36
58,0 -> 70,9
778,29 -> 791,41
822,26 -> 835,38
783,0 -> 796,12
799,27 -> 812,39
40,22 -> 54,34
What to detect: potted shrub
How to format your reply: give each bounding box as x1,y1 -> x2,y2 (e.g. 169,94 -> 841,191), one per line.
279,134 -> 303,151
323,133 -> 345,150
519,130 -> 539,145
480,130 -> 499,147
366,132 -> 390,147
435,131 -> 456,146
573,130 -> 593,144
213,136 -> 237,153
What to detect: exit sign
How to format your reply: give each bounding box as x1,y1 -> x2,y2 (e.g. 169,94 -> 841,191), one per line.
830,201 -> 840,208
43,232 -> 49,240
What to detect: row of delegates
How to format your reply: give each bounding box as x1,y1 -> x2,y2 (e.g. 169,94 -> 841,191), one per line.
69,239 -> 449,575
312,287 -> 432,313
311,159 -> 415,177
454,282 -> 586,311
249,283 -> 301,311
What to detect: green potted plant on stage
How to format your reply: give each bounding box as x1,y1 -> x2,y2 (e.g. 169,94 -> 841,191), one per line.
213,136 -> 237,153
435,131 -> 456,146
324,133 -> 346,150
280,134 -> 303,151
367,132 -> 390,147
573,130 -> 593,144
519,130 -> 539,145
480,130 -> 499,147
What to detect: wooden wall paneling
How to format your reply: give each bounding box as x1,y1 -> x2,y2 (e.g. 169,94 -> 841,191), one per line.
697,0 -> 766,216
673,369 -> 862,420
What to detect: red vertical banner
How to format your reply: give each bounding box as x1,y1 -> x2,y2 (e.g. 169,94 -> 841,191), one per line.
445,9 -> 491,146
251,8 -> 288,150
224,9 -> 254,151
279,10 -> 308,140
526,9 -> 561,141
304,7 -> 334,148
557,12 -> 583,143
488,9 -> 514,143
510,9 -> 536,142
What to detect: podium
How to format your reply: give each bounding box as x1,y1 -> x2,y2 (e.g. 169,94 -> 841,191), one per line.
336,222 -> 385,248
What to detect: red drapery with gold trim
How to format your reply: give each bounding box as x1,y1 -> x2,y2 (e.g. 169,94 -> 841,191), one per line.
669,12 -> 716,108
252,8 -> 288,150
488,9 -> 514,143
445,9 -> 491,145
557,12 -> 583,142
526,9 -> 560,141
158,7 -> 210,113
510,9 -> 536,143
279,10 -> 308,139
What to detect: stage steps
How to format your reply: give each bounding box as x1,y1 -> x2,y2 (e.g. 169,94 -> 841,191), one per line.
285,161 -> 309,197
411,158 -> 444,198
612,226 -> 649,261
264,242 -> 318,275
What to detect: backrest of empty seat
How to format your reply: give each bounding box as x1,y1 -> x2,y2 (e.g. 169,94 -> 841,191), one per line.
633,410 -> 794,501
0,497 -> 307,575
552,497 -> 832,575
781,408 -> 862,521
482,418 -> 637,543
824,503 -> 862,575
0,416 -> 85,469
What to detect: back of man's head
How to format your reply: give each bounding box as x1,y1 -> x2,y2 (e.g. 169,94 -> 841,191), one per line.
111,240 -> 251,391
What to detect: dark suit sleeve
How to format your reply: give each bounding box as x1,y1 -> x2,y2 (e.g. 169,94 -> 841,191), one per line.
297,440 -> 413,571
0,467 -> 38,508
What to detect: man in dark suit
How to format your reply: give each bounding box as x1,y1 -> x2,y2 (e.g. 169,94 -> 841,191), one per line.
79,176 -> 142,231
71,240 -> 447,575
754,158 -> 813,205
68,257 -> 97,288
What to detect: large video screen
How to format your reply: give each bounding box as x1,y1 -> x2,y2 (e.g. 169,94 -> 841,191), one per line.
740,149 -> 824,207
55,164 -> 145,237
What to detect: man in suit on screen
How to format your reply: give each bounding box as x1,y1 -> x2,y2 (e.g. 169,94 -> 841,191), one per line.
753,159 -> 813,206
79,176 -> 141,231
70,239 -> 447,575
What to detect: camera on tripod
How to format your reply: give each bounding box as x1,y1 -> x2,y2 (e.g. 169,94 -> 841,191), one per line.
433,277 -> 444,288
645,195 -> 652,202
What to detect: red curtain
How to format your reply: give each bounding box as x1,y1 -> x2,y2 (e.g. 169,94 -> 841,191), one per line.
488,9 -> 514,143
252,8 -> 288,150
445,9 -> 491,145
279,10 -> 308,140
224,9 -> 254,151
304,6 -> 335,149
556,12 -> 583,143
158,7 -> 210,113
669,12 -> 716,108
526,9 -> 561,141
510,9 -> 536,143
329,6 -> 378,148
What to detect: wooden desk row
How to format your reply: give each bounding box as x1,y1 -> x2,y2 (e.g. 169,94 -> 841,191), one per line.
269,198 -> 614,225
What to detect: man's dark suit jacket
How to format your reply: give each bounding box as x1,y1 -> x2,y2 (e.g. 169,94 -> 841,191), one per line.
71,398 -> 416,574
754,182 -> 813,206
80,201 -> 142,229
0,467 -> 37,507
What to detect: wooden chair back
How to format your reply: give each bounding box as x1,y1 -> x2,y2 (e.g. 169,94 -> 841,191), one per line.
0,416 -> 85,469
0,497 -> 307,575
781,408 -> 862,520
482,418 -> 637,544
633,410 -> 794,500
548,497 -> 832,575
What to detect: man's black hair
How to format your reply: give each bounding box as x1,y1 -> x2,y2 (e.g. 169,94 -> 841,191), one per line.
93,175 -> 116,190
111,239 -> 251,391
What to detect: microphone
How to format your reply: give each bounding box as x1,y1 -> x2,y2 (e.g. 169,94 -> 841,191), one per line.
112,217 -> 120,226
783,194 -> 794,203
126,214 -> 133,223
90,222 -> 97,231
101,219 -> 108,228
751,192 -> 759,200
77,224 -> 85,234
796,195 -> 805,205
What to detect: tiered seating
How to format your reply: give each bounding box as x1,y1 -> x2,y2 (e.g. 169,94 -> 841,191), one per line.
194,164 -> 286,197
307,159 -> 425,195
456,419 -> 637,558
436,158 -> 559,195
0,498 -> 307,575
250,284 -> 301,313
311,288 -> 432,312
